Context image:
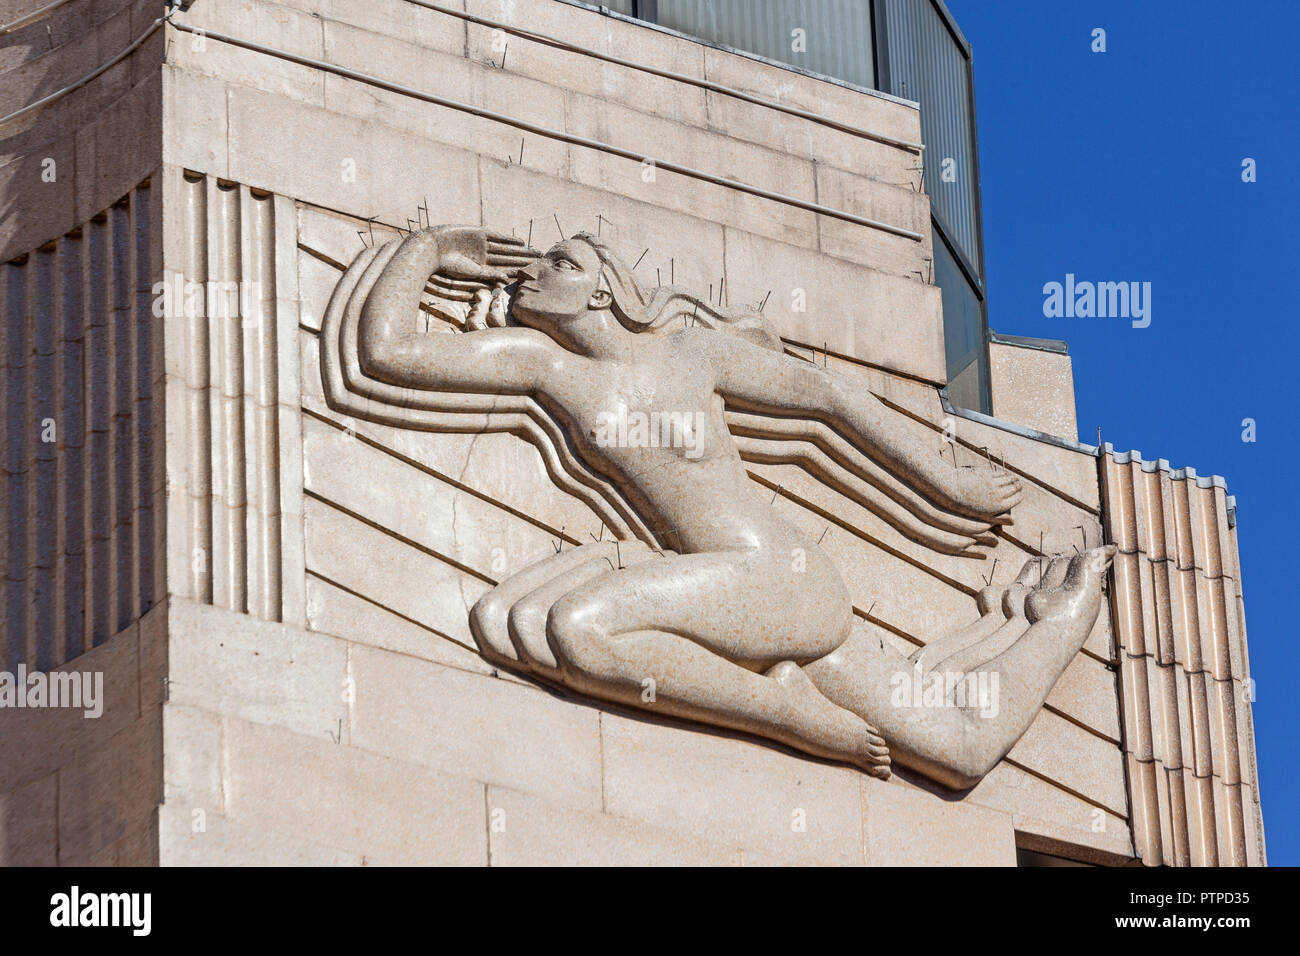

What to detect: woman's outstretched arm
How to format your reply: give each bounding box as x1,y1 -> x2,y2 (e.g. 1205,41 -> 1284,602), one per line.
695,328 -> 1021,521
357,227 -> 557,395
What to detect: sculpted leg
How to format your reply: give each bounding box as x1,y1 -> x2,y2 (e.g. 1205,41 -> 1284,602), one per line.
506,544 -> 663,675
803,546 -> 1114,788
543,553 -> 891,777
469,542 -> 620,666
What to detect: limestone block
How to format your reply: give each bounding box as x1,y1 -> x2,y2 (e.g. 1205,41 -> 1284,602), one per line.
599,712 -> 865,865
166,597 -> 350,744
0,25 -> 99,119
814,162 -> 933,277
349,645 -> 604,808
1007,709 -> 1127,817
177,0 -> 328,61
564,90 -> 820,252
464,0 -> 709,129
1048,654 -> 1121,743
225,86 -> 481,232
303,494 -> 486,645
276,0 -> 469,56
862,777 -> 1017,866
110,808 -> 159,866
298,247 -> 346,331
0,0 -> 93,73
318,21 -> 569,180
0,771 -> 57,866
303,415 -> 559,578
486,785 -> 742,866
221,716 -> 487,865
162,702 -> 224,810
0,138 -> 77,262
166,14 -> 326,106
160,66 -> 229,178
701,46 -> 922,148
0,620 -> 141,794
73,72 -> 161,233
966,762 -> 1134,863
989,340 -> 1079,442
305,574 -> 502,679
296,201 -> 402,276
721,226 -> 945,383
703,89 -> 917,189
57,716 -> 162,865
159,802 -> 362,866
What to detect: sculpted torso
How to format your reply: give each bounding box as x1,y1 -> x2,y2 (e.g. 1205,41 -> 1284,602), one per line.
327,223 -> 1115,789
547,333 -> 804,555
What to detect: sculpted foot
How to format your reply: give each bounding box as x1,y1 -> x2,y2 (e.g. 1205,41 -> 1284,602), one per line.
767,661 -> 891,778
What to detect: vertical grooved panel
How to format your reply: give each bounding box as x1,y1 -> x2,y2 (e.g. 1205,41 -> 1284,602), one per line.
86,214 -> 112,647
30,248 -> 56,669
60,235 -> 86,662
240,188 -> 264,619
210,180 -> 247,613
167,172 -> 286,627
2,180 -> 161,673
248,190 -> 282,621
134,181 -> 157,614
183,172 -> 213,603
3,259 -> 29,668
110,201 -> 138,634
1102,451 -> 1266,866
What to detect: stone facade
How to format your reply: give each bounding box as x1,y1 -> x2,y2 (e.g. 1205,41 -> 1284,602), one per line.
0,0 -> 1264,865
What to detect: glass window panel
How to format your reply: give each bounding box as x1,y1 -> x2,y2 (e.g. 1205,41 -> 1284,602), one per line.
883,0 -> 980,274
933,233 -> 989,412
655,0 -> 874,89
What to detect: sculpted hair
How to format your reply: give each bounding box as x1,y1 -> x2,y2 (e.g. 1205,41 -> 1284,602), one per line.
571,233 -> 783,352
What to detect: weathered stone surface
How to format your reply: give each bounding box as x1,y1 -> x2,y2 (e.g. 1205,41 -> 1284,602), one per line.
159,803 -> 363,866
349,645 -> 604,809
222,716 -> 487,865
166,597 -> 350,743
600,712 -> 866,865
487,785 -> 741,866
862,777 -> 1017,866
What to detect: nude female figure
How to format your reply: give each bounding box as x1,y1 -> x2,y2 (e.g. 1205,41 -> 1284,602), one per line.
334,224 -> 1114,789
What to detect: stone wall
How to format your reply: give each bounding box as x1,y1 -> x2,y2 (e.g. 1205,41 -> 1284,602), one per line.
1,0 -> 167,866
1101,448 -> 1266,866
152,0 -> 1133,864
1,0 -> 1265,866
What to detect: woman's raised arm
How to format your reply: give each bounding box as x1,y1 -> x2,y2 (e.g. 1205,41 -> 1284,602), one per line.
356,226 -> 557,395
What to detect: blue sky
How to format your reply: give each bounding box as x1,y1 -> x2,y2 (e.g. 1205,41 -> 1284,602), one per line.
944,0 -> 1298,863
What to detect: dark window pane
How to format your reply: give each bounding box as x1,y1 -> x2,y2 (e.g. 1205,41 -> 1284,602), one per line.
883,0 -> 981,274
655,0 -> 874,89
933,233 -> 988,412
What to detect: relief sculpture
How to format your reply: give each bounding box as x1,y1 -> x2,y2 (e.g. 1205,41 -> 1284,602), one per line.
320,224 -> 1114,789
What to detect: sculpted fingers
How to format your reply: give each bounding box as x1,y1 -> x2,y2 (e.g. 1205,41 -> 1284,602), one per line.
485,230 -> 527,247
466,289 -> 493,331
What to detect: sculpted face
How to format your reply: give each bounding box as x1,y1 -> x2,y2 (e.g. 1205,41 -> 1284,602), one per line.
510,239 -> 611,327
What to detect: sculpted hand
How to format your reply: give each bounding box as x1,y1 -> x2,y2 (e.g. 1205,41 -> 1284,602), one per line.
423,226 -> 540,303
939,465 -> 1022,523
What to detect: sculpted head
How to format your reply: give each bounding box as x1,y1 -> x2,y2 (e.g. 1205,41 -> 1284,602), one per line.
509,232 -> 782,353
510,238 -> 614,329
